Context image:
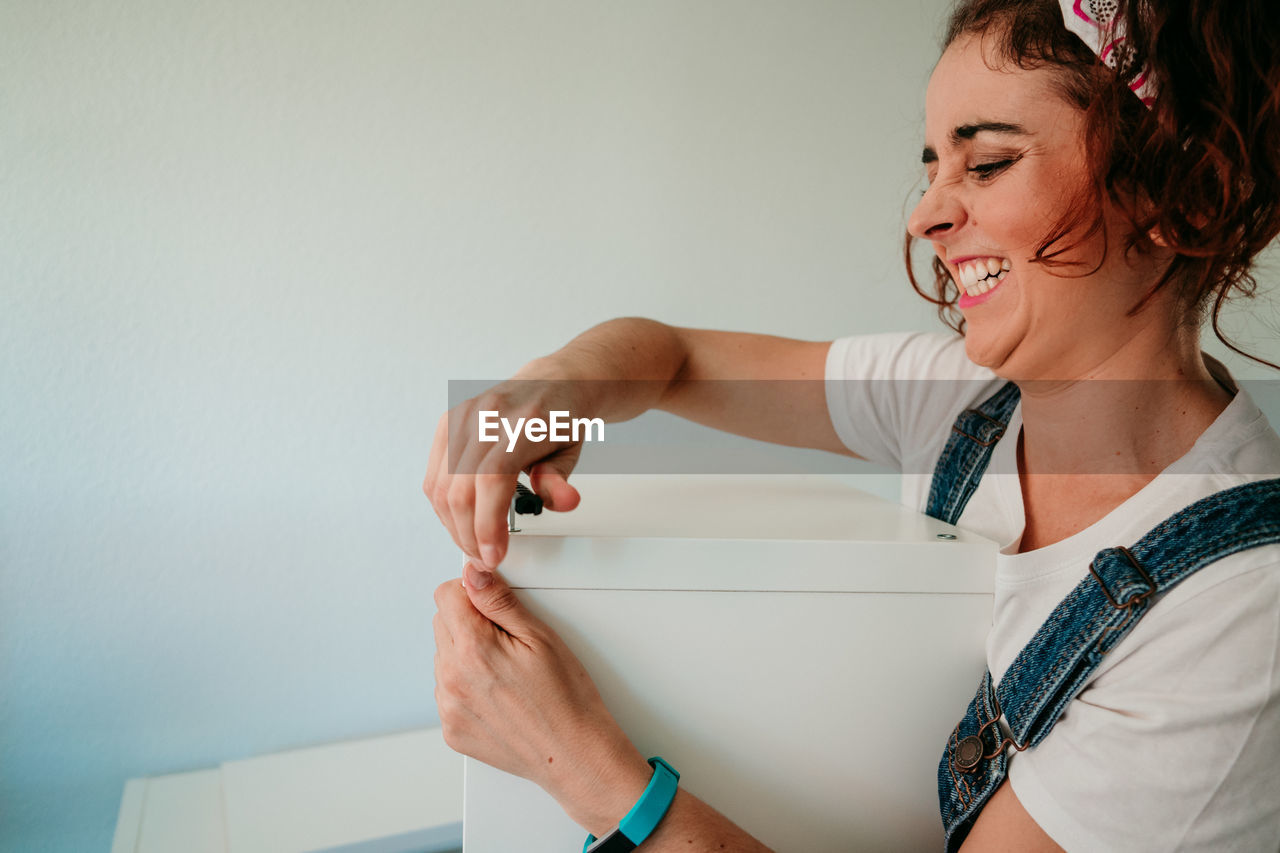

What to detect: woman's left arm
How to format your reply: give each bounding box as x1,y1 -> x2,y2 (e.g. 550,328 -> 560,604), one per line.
433,561 -> 774,852
959,782 -> 1063,852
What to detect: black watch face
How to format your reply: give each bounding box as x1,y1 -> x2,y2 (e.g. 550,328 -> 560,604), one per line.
586,828 -> 638,853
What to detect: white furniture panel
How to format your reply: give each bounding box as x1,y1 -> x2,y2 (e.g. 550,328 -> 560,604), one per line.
221,728 -> 463,853
464,475 -> 996,852
111,769 -> 227,853
113,728 -> 463,853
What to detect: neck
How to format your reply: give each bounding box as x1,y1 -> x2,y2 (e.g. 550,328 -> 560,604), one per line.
1014,325 -> 1234,480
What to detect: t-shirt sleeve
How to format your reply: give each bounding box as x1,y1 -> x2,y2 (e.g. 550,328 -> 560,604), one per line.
1007,556 -> 1280,850
824,331 -> 1003,471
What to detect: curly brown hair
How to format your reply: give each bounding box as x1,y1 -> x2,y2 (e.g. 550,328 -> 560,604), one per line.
904,0 -> 1280,370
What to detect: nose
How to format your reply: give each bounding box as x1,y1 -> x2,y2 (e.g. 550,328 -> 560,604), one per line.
907,177 -> 965,242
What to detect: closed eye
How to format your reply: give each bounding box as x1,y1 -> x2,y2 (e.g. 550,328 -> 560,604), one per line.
968,157 -> 1019,180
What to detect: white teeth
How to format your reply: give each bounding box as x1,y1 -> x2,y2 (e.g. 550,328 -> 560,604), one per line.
954,257 -> 1011,296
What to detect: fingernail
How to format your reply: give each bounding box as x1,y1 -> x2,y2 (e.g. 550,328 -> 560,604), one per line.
480,544 -> 500,569
465,561 -> 493,590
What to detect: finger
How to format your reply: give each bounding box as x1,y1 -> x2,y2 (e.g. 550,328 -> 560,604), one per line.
435,567 -> 492,643
447,411 -> 503,564
528,453 -> 582,512
463,561 -> 535,642
473,471 -> 515,569
425,413 -> 462,549
432,609 -> 453,651
528,442 -> 583,511
445,478 -> 480,563
424,412 -> 448,501
432,577 -> 464,646
441,404 -> 496,564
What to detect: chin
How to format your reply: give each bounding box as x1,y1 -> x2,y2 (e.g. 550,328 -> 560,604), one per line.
962,328 -> 1016,377
962,330 -> 997,368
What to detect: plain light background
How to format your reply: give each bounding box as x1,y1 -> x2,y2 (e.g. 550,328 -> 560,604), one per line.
3,2 -> 1277,850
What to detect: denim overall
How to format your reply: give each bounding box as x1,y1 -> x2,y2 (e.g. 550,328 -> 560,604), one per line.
925,381 -> 1280,851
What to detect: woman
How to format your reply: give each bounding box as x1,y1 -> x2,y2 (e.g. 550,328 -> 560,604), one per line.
426,0 -> 1280,848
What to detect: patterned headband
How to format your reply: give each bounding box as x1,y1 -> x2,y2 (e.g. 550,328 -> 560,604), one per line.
1060,0 -> 1156,106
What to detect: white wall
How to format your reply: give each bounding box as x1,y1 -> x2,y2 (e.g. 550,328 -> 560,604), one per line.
2,2 -> 1276,850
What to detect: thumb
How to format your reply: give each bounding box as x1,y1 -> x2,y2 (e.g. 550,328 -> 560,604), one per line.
528,453 -> 581,512
463,561 -> 531,635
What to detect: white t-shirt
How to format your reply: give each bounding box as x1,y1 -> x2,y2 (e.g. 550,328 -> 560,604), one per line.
825,331 -> 1280,852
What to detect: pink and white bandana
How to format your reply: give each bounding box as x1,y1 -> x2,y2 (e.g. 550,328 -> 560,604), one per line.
1060,0 -> 1156,106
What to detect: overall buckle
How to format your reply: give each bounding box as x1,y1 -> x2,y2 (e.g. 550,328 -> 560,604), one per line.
1089,545 -> 1155,609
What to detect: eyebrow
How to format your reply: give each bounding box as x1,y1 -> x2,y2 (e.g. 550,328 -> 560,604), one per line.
920,122 -> 1030,164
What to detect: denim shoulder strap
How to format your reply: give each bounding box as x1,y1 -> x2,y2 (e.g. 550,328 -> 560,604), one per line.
925,381 -> 1021,524
939,477 -> 1280,851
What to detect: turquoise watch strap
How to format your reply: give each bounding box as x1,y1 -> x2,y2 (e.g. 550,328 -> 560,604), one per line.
620,757 -> 679,842
582,757 -> 680,852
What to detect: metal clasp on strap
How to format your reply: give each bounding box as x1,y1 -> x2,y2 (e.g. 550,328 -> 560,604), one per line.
950,688 -> 1028,776
1089,545 -> 1155,610
951,407 -> 1007,447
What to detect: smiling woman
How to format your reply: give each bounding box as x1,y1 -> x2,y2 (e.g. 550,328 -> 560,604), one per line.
907,0 -> 1280,377
907,28 -> 1195,381
426,1 -> 1280,850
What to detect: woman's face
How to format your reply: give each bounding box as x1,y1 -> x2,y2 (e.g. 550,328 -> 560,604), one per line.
908,34 -> 1164,380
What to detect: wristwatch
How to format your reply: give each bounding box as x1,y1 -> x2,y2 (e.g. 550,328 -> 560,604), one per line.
582,757 -> 680,852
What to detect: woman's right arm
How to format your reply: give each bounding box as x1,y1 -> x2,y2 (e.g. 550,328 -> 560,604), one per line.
423,316 -> 860,568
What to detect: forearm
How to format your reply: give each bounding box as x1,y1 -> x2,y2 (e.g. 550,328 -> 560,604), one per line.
568,781 -> 776,852
513,316 -> 844,453
634,789 -> 776,852
514,317 -> 689,422
548,747 -> 775,853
